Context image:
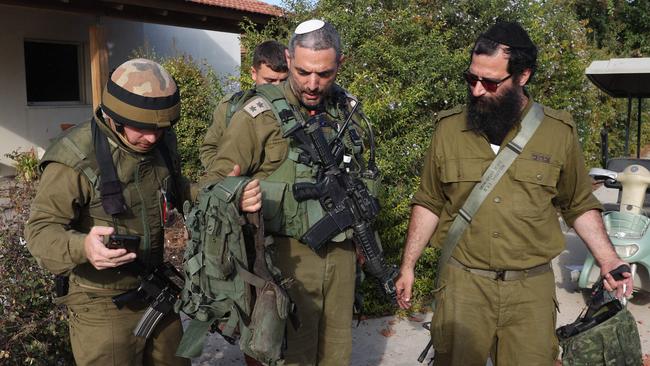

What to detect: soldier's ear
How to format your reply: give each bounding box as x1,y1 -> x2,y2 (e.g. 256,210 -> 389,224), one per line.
517,68 -> 532,86
338,54 -> 346,66
285,49 -> 291,68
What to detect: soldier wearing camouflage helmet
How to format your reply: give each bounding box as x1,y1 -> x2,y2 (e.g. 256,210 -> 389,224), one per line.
26,58 -> 191,366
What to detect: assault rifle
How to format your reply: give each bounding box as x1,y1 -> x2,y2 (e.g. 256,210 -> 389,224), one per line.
556,264 -> 630,340
112,261 -> 184,339
290,113 -> 397,303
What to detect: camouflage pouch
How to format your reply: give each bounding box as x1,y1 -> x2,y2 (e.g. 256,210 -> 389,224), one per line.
559,306 -> 642,366
240,281 -> 290,365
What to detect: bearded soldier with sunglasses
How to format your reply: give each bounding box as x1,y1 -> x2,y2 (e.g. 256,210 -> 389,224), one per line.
395,21 -> 633,365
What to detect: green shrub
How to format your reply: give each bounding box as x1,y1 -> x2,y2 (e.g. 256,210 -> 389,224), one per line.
161,55 -> 223,181
0,181 -> 73,365
4,148 -> 39,183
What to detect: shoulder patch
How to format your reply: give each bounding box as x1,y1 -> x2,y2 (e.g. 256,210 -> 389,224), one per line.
435,105 -> 463,122
243,96 -> 271,118
543,105 -> 575,128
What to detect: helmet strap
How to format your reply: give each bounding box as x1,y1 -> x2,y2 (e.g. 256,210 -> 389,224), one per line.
107,118 -> 154,154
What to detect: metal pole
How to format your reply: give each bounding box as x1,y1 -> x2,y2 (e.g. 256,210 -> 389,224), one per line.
626,97 -> 632,157
638,97 -> 643,158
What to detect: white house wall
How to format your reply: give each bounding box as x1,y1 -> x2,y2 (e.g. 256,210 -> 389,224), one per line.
0,5 -> 95,176
0,5 -> 241,176
104,18 -> 240,79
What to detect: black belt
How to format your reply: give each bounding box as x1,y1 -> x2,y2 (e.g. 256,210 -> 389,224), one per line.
448,257 -> 551,281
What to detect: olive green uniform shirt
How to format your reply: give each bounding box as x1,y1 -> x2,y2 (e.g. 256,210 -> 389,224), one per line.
199,96 -> 232,172
413,100 -> 602,270
202,84 -> 291,182
25,117 -> 190,366
26,118 -> 186,289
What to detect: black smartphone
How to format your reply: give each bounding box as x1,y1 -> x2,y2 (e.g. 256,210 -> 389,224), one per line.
107,234 -> 140,253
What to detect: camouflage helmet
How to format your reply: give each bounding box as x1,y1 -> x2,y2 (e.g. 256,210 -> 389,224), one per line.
101,58 -> 180,129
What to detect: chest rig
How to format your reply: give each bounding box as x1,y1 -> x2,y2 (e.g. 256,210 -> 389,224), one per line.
40,117 -> 181,289
250,84 -> 378,242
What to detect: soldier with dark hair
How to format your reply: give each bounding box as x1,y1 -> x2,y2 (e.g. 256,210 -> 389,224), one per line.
26,58 -> 191,366
395,21 -> 633,365
252,40 -> 289,84
200,40 -> 288,170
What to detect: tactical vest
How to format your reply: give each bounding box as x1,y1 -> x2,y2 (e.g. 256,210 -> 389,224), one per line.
40,120 -> 174,290
175,177 -> 290,364
245,84 -> 375,242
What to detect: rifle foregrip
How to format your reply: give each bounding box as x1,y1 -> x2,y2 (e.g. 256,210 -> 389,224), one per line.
292,182 -> 321,202
353,222 -> 398,303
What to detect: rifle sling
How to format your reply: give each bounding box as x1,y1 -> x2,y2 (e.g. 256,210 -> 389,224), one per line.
435,103 -> 545,289
92,118 -> 127,217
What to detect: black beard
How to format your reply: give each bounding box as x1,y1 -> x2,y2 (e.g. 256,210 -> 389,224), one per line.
467,86 -> 524,145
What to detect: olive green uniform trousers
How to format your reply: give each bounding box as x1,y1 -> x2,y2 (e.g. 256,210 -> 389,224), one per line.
60,279 -> 190,366
274,237 -> 356,366
431,264 -> 559,366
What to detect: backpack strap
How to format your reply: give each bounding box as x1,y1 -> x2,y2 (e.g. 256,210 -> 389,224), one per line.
435,102 -> 545,288
91,118 -> 127,217
255,84 -> 303,137
156,130 -> 183,210
224,90 -> 256,128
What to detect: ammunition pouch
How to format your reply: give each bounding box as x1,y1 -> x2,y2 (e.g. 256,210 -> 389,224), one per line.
54,275 -> 69,297
240,281 -> 290,364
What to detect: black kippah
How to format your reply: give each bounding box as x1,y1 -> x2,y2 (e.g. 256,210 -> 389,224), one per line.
480,21 -> 535,49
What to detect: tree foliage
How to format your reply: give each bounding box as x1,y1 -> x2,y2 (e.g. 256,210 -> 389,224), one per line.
162,56 -> 223,181
240,0 -> 650,313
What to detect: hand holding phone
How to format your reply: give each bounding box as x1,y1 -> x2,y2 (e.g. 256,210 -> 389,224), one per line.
106,234 -> 140,254
85,226 -> 138,270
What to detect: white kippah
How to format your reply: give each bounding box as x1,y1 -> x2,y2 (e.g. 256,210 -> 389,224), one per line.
295,19 -> 325,35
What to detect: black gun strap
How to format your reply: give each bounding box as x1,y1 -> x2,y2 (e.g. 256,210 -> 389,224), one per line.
92,118 -> 127,217
156,131 -> 182,209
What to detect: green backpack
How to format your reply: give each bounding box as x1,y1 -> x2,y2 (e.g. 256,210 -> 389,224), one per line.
174,176 -> 291,364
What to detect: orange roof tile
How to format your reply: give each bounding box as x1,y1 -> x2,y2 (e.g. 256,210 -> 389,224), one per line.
189,0 -> 283,17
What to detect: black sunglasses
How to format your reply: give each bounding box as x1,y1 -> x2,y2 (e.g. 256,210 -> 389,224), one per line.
463,70 -> 512,92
